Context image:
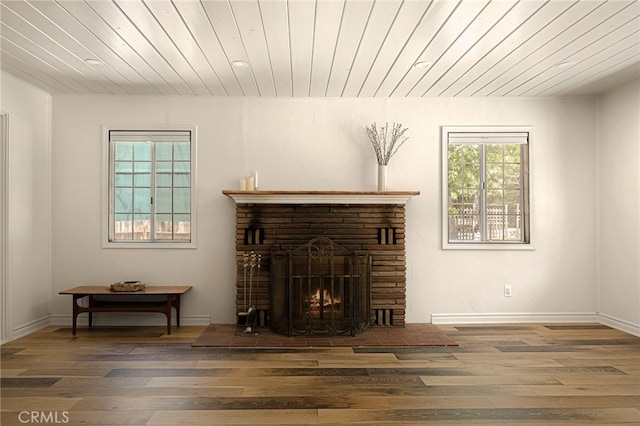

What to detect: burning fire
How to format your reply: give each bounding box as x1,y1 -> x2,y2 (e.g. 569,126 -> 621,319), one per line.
306,287 -> 341,317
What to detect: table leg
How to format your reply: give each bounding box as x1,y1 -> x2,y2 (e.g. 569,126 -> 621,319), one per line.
165,295 -> 182,335
88,296 -> 95,328
166,295 -> 174,335
167,309 -> 172,335
173,295 -> 182,327
72,295 -> 81,336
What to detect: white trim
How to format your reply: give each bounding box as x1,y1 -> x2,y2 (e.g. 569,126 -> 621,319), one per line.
8,313 -> 640,340
596,312 -> 640,337
49,314 -> 211,327
101,124 -> 198,249
442,125 -> 533,135
441,125 -> 533,250
110,130 -> 191,142
431,312 -> 640,337
3,314 -> 212,342
10,315 -> 51,342
223,191 -> 419,205
431,312 -> 599,324
0,113 -> 9,343
442,243 -> 535,251
448,132 -> 529,144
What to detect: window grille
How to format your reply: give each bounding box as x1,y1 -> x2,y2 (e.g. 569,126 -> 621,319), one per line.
107,129 -> 194,245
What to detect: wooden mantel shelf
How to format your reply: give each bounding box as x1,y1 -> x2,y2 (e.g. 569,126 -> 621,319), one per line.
222,190 -> 420,205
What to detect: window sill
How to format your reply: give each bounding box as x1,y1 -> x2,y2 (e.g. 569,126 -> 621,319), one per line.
443,243 -> 535,251
102,241 -> 196,249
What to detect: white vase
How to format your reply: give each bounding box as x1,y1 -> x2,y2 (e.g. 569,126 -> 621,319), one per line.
377,164 -> 387,191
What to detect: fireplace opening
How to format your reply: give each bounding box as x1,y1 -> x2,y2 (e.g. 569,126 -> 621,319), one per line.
270,237 -> 371,336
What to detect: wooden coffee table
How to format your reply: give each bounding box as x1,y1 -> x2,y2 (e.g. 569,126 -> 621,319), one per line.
59,286 -> 192,335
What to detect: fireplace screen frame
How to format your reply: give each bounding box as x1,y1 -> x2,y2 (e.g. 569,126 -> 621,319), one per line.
270,237 -> 371,336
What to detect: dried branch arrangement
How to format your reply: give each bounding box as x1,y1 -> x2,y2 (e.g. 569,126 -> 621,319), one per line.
365,122 -> 409,165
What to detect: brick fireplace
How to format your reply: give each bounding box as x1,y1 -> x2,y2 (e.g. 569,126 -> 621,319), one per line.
223,190 -> 419,331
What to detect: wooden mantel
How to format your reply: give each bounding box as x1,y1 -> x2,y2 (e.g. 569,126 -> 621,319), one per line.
222,190 -> 420,205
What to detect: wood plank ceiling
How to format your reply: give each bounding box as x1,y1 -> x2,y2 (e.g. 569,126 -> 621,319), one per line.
1,0 -> 639,97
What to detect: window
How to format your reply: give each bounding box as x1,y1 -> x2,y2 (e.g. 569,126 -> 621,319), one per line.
104,128 -> 196,247
442,126 -> 531,249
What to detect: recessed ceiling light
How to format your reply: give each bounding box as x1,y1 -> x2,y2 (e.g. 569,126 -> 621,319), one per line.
84,58 -> 103,66
231,60 -> 249,69
556,61 -> 575,69
414,61 -> 432,69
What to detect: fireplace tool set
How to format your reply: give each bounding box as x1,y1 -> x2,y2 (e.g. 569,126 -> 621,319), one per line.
237,251 -> 260,334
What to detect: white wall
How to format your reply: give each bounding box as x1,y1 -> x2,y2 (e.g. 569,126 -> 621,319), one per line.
51,95 -> 600,326
0,72 -> 52,342
597,78 -> 640,334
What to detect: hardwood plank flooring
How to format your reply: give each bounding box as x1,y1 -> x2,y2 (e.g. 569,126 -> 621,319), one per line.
1,324 -> 639,425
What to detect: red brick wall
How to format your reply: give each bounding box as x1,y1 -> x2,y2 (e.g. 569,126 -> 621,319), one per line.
233,204 -> 407,326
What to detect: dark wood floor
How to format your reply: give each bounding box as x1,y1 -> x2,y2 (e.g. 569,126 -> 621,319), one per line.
2,323 -> 639,425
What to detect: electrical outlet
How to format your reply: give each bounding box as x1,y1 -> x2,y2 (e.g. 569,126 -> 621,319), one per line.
504,285 -> 512,297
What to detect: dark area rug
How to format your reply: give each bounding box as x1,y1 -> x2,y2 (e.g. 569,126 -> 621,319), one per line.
192,324 -> 457,348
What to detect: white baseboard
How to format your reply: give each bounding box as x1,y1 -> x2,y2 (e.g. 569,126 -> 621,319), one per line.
596,312 -> 640,337
10,313 -> 638,342
1,314 -> 210,343
9,315 -> 51,341
430,312 -> 640,337
431,312 -> 599,324
49,314 -> 211,327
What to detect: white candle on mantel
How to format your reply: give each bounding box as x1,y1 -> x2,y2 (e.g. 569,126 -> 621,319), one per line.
239,178 -> 247,191
254,171 -> 259,190
246,175 -> 255,191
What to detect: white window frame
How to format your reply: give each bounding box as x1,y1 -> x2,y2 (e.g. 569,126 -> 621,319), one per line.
102,125 -> 197,249
441,125 -> 534,251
